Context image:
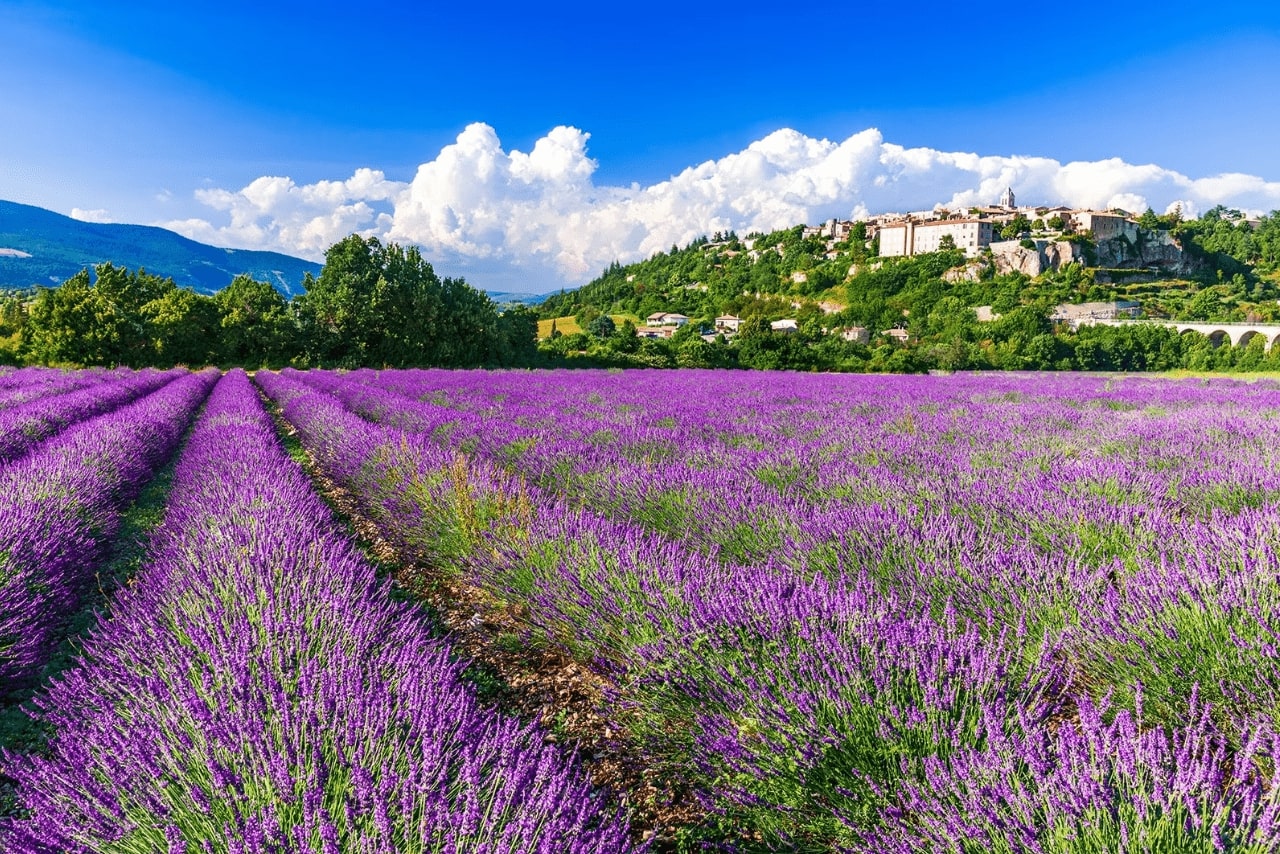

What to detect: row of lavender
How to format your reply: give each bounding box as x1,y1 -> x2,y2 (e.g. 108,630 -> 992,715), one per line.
266,367 -> 1280,851
1,371 -> 637,852
0,367 -> 90,395
0,367 -> 185,465
0,368 -> 218,692
0,367 -> 121,412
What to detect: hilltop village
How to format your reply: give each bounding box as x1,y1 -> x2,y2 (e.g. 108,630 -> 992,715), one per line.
536,192 -> 1280,372
564,188 -> 1210,346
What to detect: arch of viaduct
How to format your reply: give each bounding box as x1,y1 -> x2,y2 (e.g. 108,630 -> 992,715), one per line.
1081,318 -> 1280,350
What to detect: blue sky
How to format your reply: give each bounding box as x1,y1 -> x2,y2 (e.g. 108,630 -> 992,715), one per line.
3,1 -> 1280,292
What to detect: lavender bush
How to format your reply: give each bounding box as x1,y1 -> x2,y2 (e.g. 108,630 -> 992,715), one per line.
865,691 -> 1280,853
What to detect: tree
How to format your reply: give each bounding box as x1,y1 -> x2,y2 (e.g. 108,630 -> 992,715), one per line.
430,276 -> 501,367
608,319 -> 640,354
1073,338 -> 1106,371
1185,287 -> 1224,321
576,305 -> 603,328
296,234 -> 504,368
92,263 -> 174,365
214,275 -> 295,366
491,305 -> 539,366
1237,332 -> 1267,371
920,296 -> 977,342
296,235 -> 401,366
0,296 -> 25,337
22,265 -> 174,367
989,305 -> 1050,345
144,286 -> 218,366
23,274 -> 90,364
0,295 -> 23,365
588,314 -> 617,339
1021,333 -> 1061,370
1000,214 -> 1031,240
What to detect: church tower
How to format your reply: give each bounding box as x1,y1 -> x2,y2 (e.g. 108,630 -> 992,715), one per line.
999,186 -> 1016,208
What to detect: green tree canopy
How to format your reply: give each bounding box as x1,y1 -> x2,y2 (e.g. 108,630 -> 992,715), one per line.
22,264 -> 186,366
294,234 -> 523,368
214,274 -> 296,367
1000,214 -> 1032,240
144,286 -> 218,366
588,314 -> 617,339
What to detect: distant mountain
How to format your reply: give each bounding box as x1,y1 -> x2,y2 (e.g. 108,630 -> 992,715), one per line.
486,291 -> 550,307
0,200 -> 321,297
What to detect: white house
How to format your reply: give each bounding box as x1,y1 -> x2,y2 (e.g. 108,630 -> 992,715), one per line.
646,312 -> 691,327
636,325 -> 677,339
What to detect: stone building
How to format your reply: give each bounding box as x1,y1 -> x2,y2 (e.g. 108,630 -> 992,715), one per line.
1070,211 -> 1135,241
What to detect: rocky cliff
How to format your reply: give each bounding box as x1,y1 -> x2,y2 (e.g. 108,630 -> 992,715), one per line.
989,240 -> 1088,277
982,227 -> 1206,279
1095,227 -> 1206,277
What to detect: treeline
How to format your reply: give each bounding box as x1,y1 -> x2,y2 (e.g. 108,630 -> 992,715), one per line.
539,307 -> 1280,373
1174,206 -> 1280,276
0,235 -> 537,369
5,209 -> 1280,374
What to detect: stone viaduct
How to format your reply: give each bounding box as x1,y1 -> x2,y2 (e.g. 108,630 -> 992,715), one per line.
1080,318 -> 1280,351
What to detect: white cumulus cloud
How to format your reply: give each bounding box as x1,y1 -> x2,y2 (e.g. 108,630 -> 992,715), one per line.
162,168 -> 405,260
71,208 -> 113,223
162,124 -> 1280,292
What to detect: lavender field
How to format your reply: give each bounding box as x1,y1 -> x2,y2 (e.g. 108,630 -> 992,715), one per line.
4,366 -> 1280,852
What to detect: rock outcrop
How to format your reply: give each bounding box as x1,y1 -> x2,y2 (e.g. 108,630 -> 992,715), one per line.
1095,228 -> 1205,277
989,240 -> 1086,277
942,259 -> 989,283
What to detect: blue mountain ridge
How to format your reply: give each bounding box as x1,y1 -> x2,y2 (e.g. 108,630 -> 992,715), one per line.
0,200 -> 322,297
